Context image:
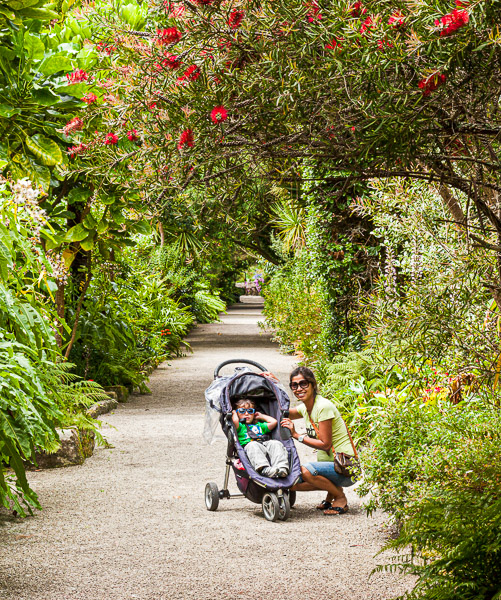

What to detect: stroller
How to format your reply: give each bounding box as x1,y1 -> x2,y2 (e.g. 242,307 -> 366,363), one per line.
203,359 -> 302,522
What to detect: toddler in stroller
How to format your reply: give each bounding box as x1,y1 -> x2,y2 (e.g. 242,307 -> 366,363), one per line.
232,398 -> 290,478
204,359 -> 302,522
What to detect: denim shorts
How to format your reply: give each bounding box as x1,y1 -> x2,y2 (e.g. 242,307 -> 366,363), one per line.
303,460 -> 355,488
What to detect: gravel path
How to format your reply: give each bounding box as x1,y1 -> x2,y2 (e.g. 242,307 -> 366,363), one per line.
0,299 -> 414,600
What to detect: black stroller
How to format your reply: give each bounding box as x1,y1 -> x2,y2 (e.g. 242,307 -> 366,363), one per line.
203,359 -> 302,521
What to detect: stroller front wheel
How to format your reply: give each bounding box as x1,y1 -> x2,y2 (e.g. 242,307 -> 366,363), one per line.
205,482 -> 219,511
278,493 -> 291,521
262,492 -> 280,522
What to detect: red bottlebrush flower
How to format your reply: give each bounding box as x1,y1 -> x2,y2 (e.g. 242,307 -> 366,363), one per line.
68,143 -> 88,158
305,0 -> 322,22
360,15 -> 375,35
66,69 -> 89,84
148,101 -> 158,110
210,105 -> 228,124
63,117 -> 84,135
377,39 -> 393,50
177,64 -> 201,83
350,1 -> 367,17
178,129 -> 194,149
418,73 -> 446,96
104,133 -> 119,145
325,37 -> 343,50
163,53 -> 181,69
435,9 -> 469,36
388,11 -> 405,28
228,9 -> 244,29
82,93 -> 97,104
127,129 -> 139,141
156,27 -> 182,45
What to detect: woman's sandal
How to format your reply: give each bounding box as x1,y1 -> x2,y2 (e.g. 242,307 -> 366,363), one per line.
323,505 -> 349,515
316,500 -> 332,510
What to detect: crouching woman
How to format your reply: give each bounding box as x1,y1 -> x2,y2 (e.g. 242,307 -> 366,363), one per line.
279,366 -> 357,515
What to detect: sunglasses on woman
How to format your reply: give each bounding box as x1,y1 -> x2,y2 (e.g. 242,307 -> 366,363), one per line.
237,408 -> 256,414
290,380 -> 310,391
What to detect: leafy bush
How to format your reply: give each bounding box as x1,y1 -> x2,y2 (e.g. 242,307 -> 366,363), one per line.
359,397 -> 501,600
261,249 -> 327,357
0,181 -> 105,515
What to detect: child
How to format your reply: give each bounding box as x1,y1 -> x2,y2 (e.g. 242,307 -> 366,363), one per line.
232,398 -> 290,478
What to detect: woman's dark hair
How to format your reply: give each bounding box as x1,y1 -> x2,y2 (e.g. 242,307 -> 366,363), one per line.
289,366 -> 318,396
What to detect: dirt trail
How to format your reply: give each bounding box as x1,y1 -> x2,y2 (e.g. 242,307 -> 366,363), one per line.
0,299 -> 413,600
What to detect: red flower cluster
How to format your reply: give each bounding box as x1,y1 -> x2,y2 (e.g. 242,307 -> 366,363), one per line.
388,11 -> 405,27
178,129 -> 194,149
96,42 -> 115,55
377,39 -> 393,50
160,328 -> 171,336
68,143 -> 88,158
350,1 -> 366,17
66,69 -> 89,84
418,73 -> 446,96
325,37 -> 342,50
63,117 -> 84,135
210,106 -> 227,124
156,27 -> 182,45
305,0 -> 322,22
360,15 -> 375,35
104,133 -> 119,145
228,9 -> 244,29
177,64 -> 201,83
127,129 -> 139,141
82,93 -> 97,104
435,8 -> 469,36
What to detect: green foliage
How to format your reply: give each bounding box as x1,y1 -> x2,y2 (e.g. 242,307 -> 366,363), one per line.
261,248 -> 327,357
0,181 -> 105,515
359,398 -> 501,600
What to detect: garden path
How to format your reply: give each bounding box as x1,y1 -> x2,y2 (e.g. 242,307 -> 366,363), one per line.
0,299 -> 413,600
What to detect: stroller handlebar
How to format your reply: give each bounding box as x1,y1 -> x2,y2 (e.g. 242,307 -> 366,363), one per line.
214,359 -> 267,379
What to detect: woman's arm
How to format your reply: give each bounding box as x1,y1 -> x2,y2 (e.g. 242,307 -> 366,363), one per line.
255,412 -> 277,431
280,417 -> 333,452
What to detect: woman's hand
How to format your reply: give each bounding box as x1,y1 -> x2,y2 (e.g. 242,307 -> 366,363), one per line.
260,371 -> 280,383
280,418 -> 296,437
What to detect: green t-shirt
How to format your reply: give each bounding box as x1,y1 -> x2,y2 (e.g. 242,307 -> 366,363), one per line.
237,421 -> 270,446
296,395 -> 353,461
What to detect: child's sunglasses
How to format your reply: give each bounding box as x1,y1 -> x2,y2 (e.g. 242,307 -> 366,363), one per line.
290,379 -> 310,391
237,408 -> 256,414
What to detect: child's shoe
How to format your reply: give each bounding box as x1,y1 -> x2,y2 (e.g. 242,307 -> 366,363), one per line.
274,468 -> 289,478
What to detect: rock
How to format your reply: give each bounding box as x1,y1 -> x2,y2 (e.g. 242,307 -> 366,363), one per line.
103,386 -> 129,403
86,396 -> 119,419
33,429 -> 95,469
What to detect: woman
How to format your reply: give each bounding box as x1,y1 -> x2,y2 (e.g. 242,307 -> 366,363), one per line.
274,366 -> 356,515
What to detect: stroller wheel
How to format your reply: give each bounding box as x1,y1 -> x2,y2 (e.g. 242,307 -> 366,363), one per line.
288,490 -> 296,508
205,482 -> 219,511
278,494 -> 291,521
262,492 -> 280,522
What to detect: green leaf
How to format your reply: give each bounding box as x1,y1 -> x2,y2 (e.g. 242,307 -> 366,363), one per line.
39,55 -> 74,76
55,83 -> 88,99
26,135 -> 63,166
101,195 -> 117,205
0,104 -> 21,118
83,213 -> 96,229
5,0 -> 39,9
17,7 -> 59,19
133,220 -> 151,235
65,223 -> 89,242
32,87 -> 60,106
76,47 -> 97,71
12,154 -> 50,191
80,234 -> 95,251
24,34 -> 45,61
68,187 -> 92,204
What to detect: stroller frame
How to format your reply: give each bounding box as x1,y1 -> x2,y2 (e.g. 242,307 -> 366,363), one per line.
204,359 -> 301,522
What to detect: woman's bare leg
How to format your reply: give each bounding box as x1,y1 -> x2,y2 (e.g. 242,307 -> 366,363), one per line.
301,468 -> 347,508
